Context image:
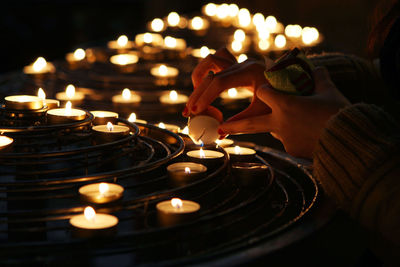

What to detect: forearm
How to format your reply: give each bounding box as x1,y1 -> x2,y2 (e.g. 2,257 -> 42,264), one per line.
313,103 -> 400,265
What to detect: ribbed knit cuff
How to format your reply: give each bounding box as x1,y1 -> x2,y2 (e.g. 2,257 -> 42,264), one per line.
313,103 -> 400,212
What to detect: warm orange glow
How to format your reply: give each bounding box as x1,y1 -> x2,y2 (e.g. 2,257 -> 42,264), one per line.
234,145 -> 241,155
158,65 -> 168,76
151,18 -> 164,32
128,113 -> 137,122
84,206 -> 96,221
171,198 -> 183,209
199,147 -> 205,158
167,12 -> 180,27
227,88 -> 238,98
73,48 -> 86,60
185,167 -> 191,174
169,90 -> 178,101
32,57 -> 47,72
158,122 -> 166,129
106,122 -> 114,132
164,36 -> 177,48
99,183 -> 109,194
38,88 -> 46,100
122,88 -> 131,100
191,16 -> 204,30
66,84 -> 76,98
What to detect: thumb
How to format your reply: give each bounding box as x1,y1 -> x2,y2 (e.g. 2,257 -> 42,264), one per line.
256,84 -> 288,108
312,66 -> 336,93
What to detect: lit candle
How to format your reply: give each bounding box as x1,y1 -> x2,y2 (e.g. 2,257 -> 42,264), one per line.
112,88 -> 141,105
237,8 -> 251,29
252,13 -> 265,28
149,18 -> 165,32
0,135 -> 13,152
156,198 -> 200,227
69,206 -> 118,237
127,113 -> 147,124
203,3 -> 217,17
265,16 -> 278,32
237,54 -> 248,63
257,39 -> 271,52
167,12 -> 180,27
4,95 -> 43,110
219,87 -> 253,102
224,145 -> 256,162
23,57 -> 55,75
150,64 -> 179,78
107,35 -> 135,50
163,36 -> 187,51
233,29 -> 246,42
92,122 -> 130,144
274,34 -> 286,49
47,101 -> 86,124
186,147 -> 224,167
216,3 -> 230,21
188,115 -> 220,145
55,84 -> 85,104
90,110 -> 119,125
135,32 -> 163,47
302,27 -> 319,45
231,40 -> 244,54
157,122 -> 180,133
79,182 -> 124,204
159,90 -> 188,105
180,126 -> 189,135
285,24 -> 302,39
191,46 -> 216,59
215,138 -> 234,148
38,88 -> 60,109
167,162 -> 207,186
188,16 -> 209,32
65,48 -> 86,66
109,53 -> 139,73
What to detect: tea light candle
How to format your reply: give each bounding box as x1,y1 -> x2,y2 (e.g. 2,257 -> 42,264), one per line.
92,122 -> 130,144
159,90 -> 188,105
65,48 -> 86,63
107,35 -> 134,50
274,34 -> 287,49
188,16 -> 209,31
215,138 -> 234,148
167,162 -> 207,186
69,206 -> 118,237
301,27 -> 319,45
163,36 -> 186,51
47,101 -> 86,124
135,33 -> 163,47
156,198 -> 200,227
90,110 -> 119,125
187,147 -> 224,167
109,53 -> 139,66
149,18 -> 165,32
55,84 -> 85,104
79,182 -> 124,204
167,12 -> 180,27
38,88 -> 60,109
23,57 -> 55,75
220,87 -> 253,102
150,64 -> 179,79
224,145 -> 256,162
157,122 -> 180,133
128,113 -> 147,124
0,135 -> 13,152
4,95 -> 43,110
191,46 -> 216,59
231,162 -> 271,188
112,88 -> 141,105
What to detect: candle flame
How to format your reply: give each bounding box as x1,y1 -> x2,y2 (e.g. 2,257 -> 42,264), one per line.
199,147 -> 205,158
158,122 -> 166,129
234,145 -> 241,155
252,13 -> 265,27
227,88 -> 238,98
238,8 -> 251,27
258,39 -> 270,51
199,46 -> 210,58
128,113 -> 137,122
97,112 -> 105,118
216,4 -> 229,19
237,54 -> 248,63
143,33 -> 153,43
185,167 -> 191,174
191,16 -> 204,30
107,122 -> 114,132
167,12 -> 180,27
228,3 -> 239,17
171,198 -> 183,209
38,88 -> 46,100
164,36 -> 177,48
181,126 -> 189,135
285,24 -> 302,38
231,40 -> 243,53
73,48 -> 85,60
275,34 -> 286,48
302,27 -> 319,45
233,29 -> 245,42
84,206 -> 96,221
66,84 -> 76,98
169,90 -> 178,101
158,65 -> 168,76
204,3 -> 217,16
117,35 -> 128,47
65,101 -> 72,116
265,16 -> 278,31
122,88 -> 131,100
99,182 -> 109,194
32,57 -> 47,72
151,18 -> 164,32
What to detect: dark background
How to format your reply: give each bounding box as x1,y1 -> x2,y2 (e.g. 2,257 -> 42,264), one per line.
1,0 -> 380,73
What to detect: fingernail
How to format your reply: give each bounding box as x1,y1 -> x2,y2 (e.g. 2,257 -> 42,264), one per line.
218,134 -> 227,140
192,105 -> 198,112
182,106 -> 188,116
218,129 -> 225,135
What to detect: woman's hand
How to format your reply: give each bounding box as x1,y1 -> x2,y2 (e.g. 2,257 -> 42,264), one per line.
219,67 -> 351,158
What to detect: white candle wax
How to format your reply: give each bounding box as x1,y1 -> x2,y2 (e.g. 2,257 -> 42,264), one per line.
157,199 -> 200,214
112,89 -> 141,104
70,207 -> 118,230
55,85 -> 85,103
4,95 -> 44,110
90,111 -> 119,125
159,90 -> 188,105
0,136 -> 13,151
109,53 -> 139,66
23,57 -> 55,74
187,149 -> 224,159
224,145 -> 256,162
79,183 -> 124,204
92,122 -> 130,144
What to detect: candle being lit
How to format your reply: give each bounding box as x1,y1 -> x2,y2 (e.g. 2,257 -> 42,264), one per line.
127,113 -> 147,124
92,122 -> 130,144
156,198 -> 200,226
4,95 -> 44,110
167,162 -> 207,186
112,88 -> 141,104
159,90 -> 188,105
187,148 -> 225,167
91,110 -> 118,125
215,138 -> 234,148
150,18 -> 165,32
79,182 -> 124,204
224,145 -> 256,161
47,101 -> 86,124
38,88 -> 60,109
69,206 -> 118,237
150,64 -> 179,78
0,135 -> 13,152
23,57 -> 55,75
55,84 -> 85,104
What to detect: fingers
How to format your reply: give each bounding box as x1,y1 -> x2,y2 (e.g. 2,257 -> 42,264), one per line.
202,106 -> 223,123
256,83 -> 290,108
218,114 -> 274,136
225,97 -> 271,123
191,48 -> 236,88
312,66 -> 336,93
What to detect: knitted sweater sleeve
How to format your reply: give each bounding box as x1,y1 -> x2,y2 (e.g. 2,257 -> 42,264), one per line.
313,103 -> 400,265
